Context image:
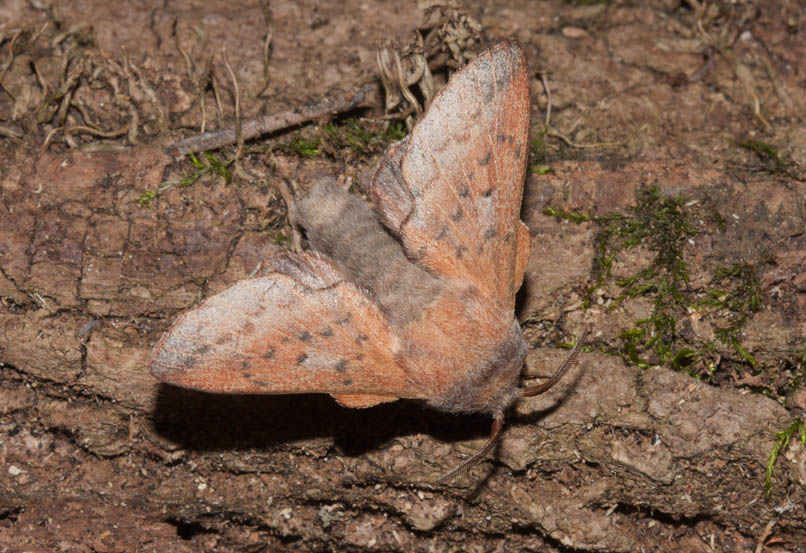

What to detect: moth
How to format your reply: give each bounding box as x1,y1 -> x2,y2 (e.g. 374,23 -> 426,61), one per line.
150,41 -> 581,480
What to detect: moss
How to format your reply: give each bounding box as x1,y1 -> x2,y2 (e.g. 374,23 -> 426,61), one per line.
587,187 -> 696,367
137,152 -> 231,207
284,136 -> 320,157
563,185 -> 762,377
542,206 -> 590,224
528,131 -> 554,175
733,138 -> 805,180
384,119 -> 408,142
734,139 -> 787,174
275,118 -> 407,158
322,118 -> 407,155
765,418 -> 806,494
702,263 -> 763,368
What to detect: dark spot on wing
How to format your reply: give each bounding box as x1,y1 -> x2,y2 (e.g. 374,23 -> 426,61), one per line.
436,224 -> 449,240
320,327 -> 334,337
296,353 -> 308,366
355,334 -> 368,345
298,331 -> 311,342
342,378 -> 353,386
450,207 -> 463,222
242,372 -> 252,378
335,313 -> 352,325
482,188 -> 493,198
241,361 -> 250,370
479,151 -> 492,166
191,344 -> 211,356
485,228 -> 497,240
334,359 -> 348,373
215,334 -> 230,346
497,134 -> 507,143
261,347 -> 275,360
459,186 -> 470,198
281,336 -> 290,343
430,131 -> 449,154
456,245 -> 466,259
177,354 -> 198,370
241,321 -> 255,334
514,146 -> 522,159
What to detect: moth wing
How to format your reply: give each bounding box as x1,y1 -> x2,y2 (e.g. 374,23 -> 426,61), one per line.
372,41 -> 531,308
150,252 -> 417,406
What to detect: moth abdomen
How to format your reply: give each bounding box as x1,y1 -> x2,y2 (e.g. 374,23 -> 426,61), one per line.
296,178 -> 442,327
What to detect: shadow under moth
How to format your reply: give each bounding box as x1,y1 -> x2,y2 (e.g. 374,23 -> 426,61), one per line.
150,41 -> 582,481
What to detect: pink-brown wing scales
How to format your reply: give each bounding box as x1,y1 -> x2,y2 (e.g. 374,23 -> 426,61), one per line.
372,41 -> 532,308
150,252 -> 419,407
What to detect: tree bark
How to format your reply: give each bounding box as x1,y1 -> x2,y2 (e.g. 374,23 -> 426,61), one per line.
1,146 -> 804,552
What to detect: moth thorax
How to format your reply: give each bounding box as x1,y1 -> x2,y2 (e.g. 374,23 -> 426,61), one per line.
428,318 -> 526,416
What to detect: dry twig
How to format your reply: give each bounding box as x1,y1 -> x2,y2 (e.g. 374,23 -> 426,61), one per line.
166,83 -> 378,154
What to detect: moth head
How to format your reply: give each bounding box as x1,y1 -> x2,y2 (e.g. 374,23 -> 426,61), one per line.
427,316 -> 527,417
473,317 -> 529,414
437,326 -> 588,483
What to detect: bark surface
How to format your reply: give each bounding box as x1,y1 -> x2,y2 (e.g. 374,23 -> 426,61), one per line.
1,1 -> 805,551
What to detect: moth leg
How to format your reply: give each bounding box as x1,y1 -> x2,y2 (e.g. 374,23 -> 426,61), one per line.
436,415 -> 504,484
520,326 -> 589,397
275,177 -> 303,252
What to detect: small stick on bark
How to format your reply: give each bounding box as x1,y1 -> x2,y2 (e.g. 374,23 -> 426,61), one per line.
165,82 -> 379,155
754,519 -> 776,553
221,49 -> 244,161
256,0 -> 274,98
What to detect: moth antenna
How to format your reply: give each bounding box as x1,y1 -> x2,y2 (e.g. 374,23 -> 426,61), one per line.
520,325 -> 590,398
436,415 -> 504,484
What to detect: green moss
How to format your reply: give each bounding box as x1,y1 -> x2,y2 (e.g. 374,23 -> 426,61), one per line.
733,138 -> 804,180
284,136 -> 320,157
588,187 -> 696,368
702,262 -> 763,368
581,187 -> 764,378
384,120 -> 408,142
137,152 -> 231,207
735,139 -> 786,174
542,206 -> 590,224
530,132 -> 548,163
765,418 -> 805,494
582,186 -> 764,376
322,118 -> 408,155
275,119 -> 407,159
528,131 -> 554,175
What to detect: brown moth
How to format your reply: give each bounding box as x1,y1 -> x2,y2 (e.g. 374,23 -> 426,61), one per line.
150,41 -> 577,480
